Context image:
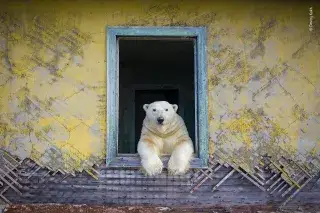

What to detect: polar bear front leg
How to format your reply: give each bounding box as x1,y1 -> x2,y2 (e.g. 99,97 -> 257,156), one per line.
168,141 -> 193,175
137,140 -> 163,176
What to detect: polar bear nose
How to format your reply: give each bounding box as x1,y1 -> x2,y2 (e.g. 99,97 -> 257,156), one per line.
157,117 -> 164,124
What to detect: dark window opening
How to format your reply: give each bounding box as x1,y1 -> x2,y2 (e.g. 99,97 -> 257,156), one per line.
118,38 -> 195,154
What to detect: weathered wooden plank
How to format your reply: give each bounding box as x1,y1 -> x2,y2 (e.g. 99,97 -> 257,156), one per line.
22,177 -> 271,189
23,170 -> 255,182
14,190 -> 276,200
7,186 -> 317,206
8,188 -> 320,206
20,173 -> 294,188
25,183 -> 266,194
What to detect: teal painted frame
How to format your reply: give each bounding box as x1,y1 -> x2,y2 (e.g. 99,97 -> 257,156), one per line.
106,26 -> 208,168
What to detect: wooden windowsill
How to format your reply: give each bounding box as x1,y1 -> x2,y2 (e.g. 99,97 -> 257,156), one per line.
106,154 -> 207,169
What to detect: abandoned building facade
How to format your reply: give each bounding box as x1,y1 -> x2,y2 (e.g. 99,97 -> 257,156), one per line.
0,0 -> 319,209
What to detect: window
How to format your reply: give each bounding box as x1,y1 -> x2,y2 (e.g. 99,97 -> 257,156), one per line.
106,27 -> 208,168
118,39 -> 195,154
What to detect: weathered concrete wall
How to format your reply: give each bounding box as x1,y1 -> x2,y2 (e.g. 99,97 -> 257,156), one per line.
0,0 -> 319,182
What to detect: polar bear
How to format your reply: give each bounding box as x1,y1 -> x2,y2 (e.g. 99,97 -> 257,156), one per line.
137,101 -> 194,176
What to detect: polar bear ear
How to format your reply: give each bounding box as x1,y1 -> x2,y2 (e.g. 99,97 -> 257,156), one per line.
143,104 -> 149,112
172,104 -> 178,112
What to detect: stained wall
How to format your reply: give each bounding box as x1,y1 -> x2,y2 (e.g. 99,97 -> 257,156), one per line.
0,0 -> 319,180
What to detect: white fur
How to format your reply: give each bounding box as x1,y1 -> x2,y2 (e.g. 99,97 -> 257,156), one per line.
137,101 -> 194,176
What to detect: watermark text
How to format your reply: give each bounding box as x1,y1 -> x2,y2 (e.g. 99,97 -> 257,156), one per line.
309,7 -> 314,32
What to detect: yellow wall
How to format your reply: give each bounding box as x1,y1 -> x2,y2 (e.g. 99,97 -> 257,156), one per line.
0,0 -> 319,177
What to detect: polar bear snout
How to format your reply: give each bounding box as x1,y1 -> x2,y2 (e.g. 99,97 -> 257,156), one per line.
157,117 -> 164,125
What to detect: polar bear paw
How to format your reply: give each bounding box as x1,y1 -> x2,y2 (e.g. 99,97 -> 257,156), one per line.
168,157 -> 190,176
141,156 -> 163,176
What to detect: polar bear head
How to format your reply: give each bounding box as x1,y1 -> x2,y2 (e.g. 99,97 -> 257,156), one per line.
143,101 -> 178,126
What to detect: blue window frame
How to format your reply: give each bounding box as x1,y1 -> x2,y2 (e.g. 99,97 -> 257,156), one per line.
106,26 -> 208,168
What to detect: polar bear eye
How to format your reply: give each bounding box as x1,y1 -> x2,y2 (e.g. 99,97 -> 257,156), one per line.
153,109 -> 156,112
165,109 -> 168,111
